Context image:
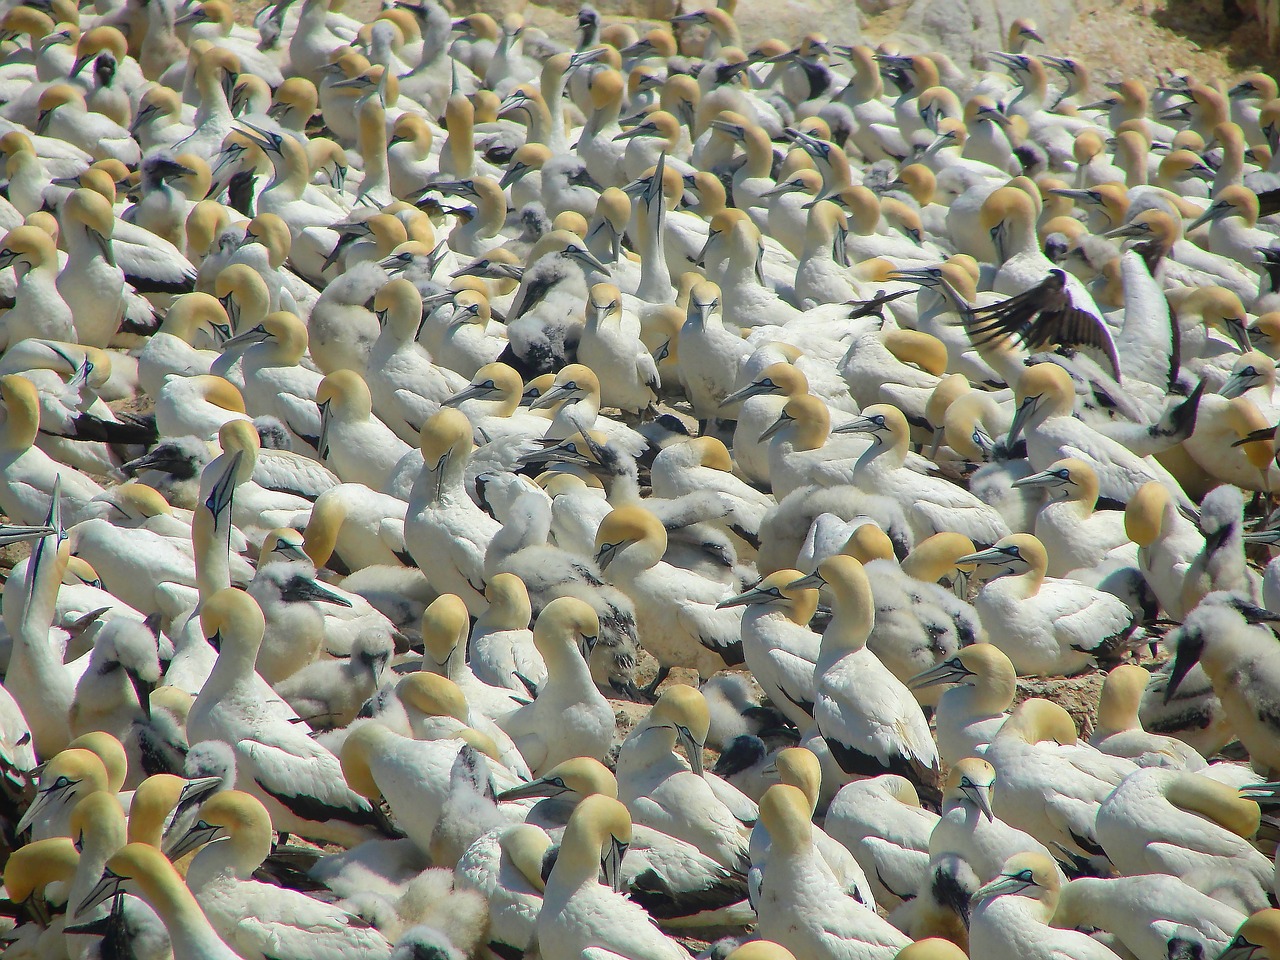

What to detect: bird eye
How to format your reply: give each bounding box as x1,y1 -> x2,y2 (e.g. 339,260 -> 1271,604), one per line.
872,415 -> 886,426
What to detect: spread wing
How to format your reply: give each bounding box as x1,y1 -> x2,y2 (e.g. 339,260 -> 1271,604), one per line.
968,270 -> 1120,378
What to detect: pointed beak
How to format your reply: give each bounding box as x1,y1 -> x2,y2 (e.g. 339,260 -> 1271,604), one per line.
1006,395 -> 1039,445
203,449 -> 244,522
444,383 -> 494,406
963,781 -> 995,820
568,246 -> 610,275
15,780 -> 69,835
517,438 -> 593,468
1218,372 -> 1252,400
125,668 -> 156,720
602,835 -> 628,894
908,658 -> 974,690
529,383 -> 572,410
955,536 -> 1004,563
785,571 -> 825,591
719,380 -> 771,408
496,777 -> 566,802
283,576 -> 353,607
1223,317 -> 1252,354
830,415 -> 880,436
717,584 -> 775,609
0,524 -> 56,547
1164,640 -> 1202,703
973,872 -> 1031,902
675,724 -> 705,777
1010,469 -> 1064,489
594,541 -> 622,570
164,820 -> 225,861
612,125 -> 648,141
76,870 -> 125,916
234,121 -> 277,152
221,323 -> 271,350
757,412 -> 791,443
1186,203 -> 1225,232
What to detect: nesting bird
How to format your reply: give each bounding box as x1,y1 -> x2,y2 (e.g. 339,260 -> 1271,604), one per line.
2,3 -> 1280,959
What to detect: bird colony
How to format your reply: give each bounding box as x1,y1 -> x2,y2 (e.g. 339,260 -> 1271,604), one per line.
5,0 -> 1280,958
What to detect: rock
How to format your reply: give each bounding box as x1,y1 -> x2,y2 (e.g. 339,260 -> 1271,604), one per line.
895,0 -> 1076,69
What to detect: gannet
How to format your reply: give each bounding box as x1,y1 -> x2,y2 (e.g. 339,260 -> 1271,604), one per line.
958,534 -> 1136,676
418,592 -> 523,721
537,794 -> 688,960
404,407 -> 500,614
836,524 -> 982,699
935,755 -> 1059,883
78,843 -> 241,960
825,775 -> 937,909
1052,873 -> 1245,960
616,685 -> 751,873
1012,459 -> 1133,576
187,588 -> 390,847
982,699 -> 1134,859
910,643 -> 1015,765
718,570 -> 821,731
593,505 -> 741,686
496,597 -> 614,775
168,790 -> 395,959
469,572 -> 545,694
789,556 -> 936,782
1088,664 -> 1207,769
970,853 -> 1124,960
754,783 -> 911,960
834,403 -> 1011,546
1164,593 -> 1280,773
1094,766 -> 1271,910
751,747 -> 875,904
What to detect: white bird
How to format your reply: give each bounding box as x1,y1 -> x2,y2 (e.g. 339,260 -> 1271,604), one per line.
754,783 -> 911,960
1051,873 -> 1245,960
970,853 -> 1123,960
315,370 -> 412,491
536,794 -> 689,960
186,588 -> 391,847
1088,664 -> 1207,769
958,534 -> 1137,677
616,685 -> 752,873
983,699 -> 1135,859
824,775 -> 938,910
167,790 -> 395,960
909,643 -> 1015,766
469,572 -> 545,694
77,843 -> 241,960
1094,766 -> 1272,910
405,408 -> 500,615
497,597 -> 614,775
790,556 -> 937,784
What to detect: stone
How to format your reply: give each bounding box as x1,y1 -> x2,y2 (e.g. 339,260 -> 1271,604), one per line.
895,0 -> 1076,68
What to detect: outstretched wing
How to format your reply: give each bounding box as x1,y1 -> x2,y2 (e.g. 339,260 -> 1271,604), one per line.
968,270 -> 1120,378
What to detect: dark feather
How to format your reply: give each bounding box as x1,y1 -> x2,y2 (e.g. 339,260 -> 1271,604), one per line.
968,270 -> 1120,378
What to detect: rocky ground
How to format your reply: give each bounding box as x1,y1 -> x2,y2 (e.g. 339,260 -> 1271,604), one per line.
234,0 -> 1273,86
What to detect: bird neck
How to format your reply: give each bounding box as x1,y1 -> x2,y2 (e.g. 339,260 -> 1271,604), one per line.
635,198 -> 673,304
